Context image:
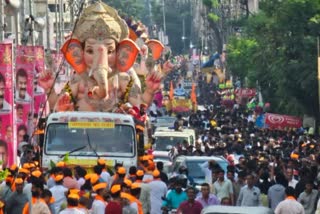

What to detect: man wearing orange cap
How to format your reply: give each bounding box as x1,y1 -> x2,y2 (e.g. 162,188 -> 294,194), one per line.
22,180 -> 51,214
92,182 -> 108,214
5,178 -> 28,213
49,174 -> 68,213
106,184 -> 122,214
120,181 -> 140,213
130,183 -> 143,214
149,170 -> 168,214
97,158 -> 111,185
111,167 -> 127,186
0,175 -> 13,202
23,170 -> 43,201
135,169 -> 151,214
59,193 -> 84,214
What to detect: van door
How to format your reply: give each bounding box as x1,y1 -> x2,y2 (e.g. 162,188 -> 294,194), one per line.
190,135 -> 194,146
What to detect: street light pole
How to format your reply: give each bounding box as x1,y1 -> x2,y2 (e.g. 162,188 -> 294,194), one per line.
46,0 -> 50,50
55,0 -> 58,51
0,0 -> 4,41
162,0 -> 166,36
29,0 -> 34,45
317,36 -> 320,133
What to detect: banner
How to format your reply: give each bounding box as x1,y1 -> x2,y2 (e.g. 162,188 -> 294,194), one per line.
171,99 -> 192,112
33,46 -> 46,114
0,43 -> 14,167
15,46 -> 36,146
52,51 -> 67,75
265,113 -> 302,129
235,88 -> 257,98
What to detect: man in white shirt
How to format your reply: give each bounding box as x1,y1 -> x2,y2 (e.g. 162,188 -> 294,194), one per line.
0,73 -> 12,113
97,159 -> 111,184
286,168 -> 298,188
213,169 -> 234,205
237,174 -> 261,207
149,170 -> 167,214
59,193 -> 85,214
91,182 -> 108,214
275,186 -> 305,214
15,68 -> 31,102
49,175 -> 68,213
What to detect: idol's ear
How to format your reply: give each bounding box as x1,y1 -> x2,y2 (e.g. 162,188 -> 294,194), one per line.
147,39 -> 164,60
61,39 -> 87,73
116,39 -> 140,72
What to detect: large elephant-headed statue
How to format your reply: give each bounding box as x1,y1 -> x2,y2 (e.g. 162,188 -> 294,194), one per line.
40,1 -> 171,113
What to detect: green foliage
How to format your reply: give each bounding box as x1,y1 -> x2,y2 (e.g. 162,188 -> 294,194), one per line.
63,153 -> 69,162
227,0 -> 320,117
0,169 -> 9,182
151,0 -> 192,54
50,160 -> 56,169
203,0 -> 219,8
208,13 -> 219,22
102,0 -> 145,20
227,37 -> 258,85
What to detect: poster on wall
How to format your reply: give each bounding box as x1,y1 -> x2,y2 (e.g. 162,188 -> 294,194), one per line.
33,46 -> 46,115
15,46 -> 35,146
0,43 -> 14,168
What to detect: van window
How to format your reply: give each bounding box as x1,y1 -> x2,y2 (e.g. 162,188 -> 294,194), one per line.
190,135 -> 194,145
45,123 -> 135,157
154,136 -> 188,151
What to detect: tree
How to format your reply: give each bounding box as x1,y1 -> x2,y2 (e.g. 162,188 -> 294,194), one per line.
102,0 -> 145,20
151,0 -> 192,54
227,0 -> 320,117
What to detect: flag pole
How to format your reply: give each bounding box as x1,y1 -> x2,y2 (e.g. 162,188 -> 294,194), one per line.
317,36 -> 320,135
0,0 -> 4,41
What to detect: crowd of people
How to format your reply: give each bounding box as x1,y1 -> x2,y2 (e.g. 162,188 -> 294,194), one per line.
0,64 -> 319,214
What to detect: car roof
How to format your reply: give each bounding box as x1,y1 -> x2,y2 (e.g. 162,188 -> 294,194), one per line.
155,127 -> 195,133
201,206 -> 273,214
175,155 -> 226,162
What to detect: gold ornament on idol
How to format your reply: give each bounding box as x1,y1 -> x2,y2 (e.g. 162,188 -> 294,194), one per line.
73,1 -> 129,43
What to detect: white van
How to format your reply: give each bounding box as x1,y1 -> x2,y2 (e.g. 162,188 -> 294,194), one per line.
42,112 -> 138,170
152,127 -> 196,151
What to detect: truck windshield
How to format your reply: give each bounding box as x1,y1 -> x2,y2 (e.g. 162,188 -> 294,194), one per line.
45,124 -> 135,157
154,136 -> 189,151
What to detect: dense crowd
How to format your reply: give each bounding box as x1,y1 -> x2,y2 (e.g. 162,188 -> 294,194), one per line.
0,66 -> 319,214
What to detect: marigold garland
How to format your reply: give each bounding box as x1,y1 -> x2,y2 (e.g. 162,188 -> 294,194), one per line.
118,77 -> 134,107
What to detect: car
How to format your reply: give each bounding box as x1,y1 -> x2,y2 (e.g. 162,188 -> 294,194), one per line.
153,116 -> 176,128
201,205 -> 273,214
153,150 -> 173,174
171,156 -> 229,187
152,127 -> 196,152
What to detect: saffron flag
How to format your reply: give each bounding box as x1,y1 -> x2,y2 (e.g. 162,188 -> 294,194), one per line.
169,81 -> 174,100
190,83 -> 197,104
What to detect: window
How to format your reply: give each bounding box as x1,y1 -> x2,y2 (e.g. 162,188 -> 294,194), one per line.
45,123 -> 135,157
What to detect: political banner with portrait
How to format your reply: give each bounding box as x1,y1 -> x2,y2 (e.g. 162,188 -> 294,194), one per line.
33,46 -> 46,114
0,43 -> 14,167
15,46 -> 35,146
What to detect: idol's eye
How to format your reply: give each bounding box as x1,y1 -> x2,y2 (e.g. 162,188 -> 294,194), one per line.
108,49 -> 115,54
86,49 -> 93,54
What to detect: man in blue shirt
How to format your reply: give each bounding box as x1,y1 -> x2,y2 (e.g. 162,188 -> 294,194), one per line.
162,179 -> 188,211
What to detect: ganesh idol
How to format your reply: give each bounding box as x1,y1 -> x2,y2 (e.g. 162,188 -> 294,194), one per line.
39,1 -> 170,112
